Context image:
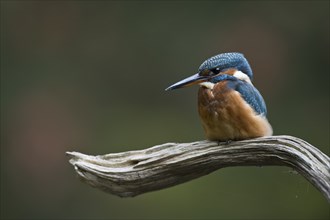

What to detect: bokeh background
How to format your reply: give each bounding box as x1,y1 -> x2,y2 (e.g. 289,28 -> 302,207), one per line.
1,1 -> 329,219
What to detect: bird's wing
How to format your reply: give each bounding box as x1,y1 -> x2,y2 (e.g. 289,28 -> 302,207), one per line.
231,81 -> 268,116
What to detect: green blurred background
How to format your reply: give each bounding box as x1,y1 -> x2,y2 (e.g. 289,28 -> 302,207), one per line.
1,1 -> 329,219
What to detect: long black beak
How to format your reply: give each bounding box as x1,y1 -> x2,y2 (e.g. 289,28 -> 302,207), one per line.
165,73 -> 207,91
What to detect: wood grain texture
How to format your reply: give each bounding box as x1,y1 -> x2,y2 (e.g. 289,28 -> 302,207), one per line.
66,135 -> 330,201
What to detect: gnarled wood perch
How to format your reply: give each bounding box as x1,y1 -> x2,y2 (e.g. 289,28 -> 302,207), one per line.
66,135 -> 330,202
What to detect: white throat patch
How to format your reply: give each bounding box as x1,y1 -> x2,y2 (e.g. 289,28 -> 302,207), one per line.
233,71 -> 252,84
199,82 -> 215,89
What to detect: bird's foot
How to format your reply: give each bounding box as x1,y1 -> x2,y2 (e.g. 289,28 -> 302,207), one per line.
225,140 -> 232,145
217,140 -> 232,146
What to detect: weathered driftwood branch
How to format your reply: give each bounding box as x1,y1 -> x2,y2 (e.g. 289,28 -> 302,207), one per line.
67,135 -> 330,201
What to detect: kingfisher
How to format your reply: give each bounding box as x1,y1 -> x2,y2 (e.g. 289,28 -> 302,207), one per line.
166,52 -> 273,141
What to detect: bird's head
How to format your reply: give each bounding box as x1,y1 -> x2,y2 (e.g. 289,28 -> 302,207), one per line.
166,52 -> 253,91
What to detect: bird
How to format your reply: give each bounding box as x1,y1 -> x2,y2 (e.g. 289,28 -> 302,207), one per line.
166,52 -> 273,141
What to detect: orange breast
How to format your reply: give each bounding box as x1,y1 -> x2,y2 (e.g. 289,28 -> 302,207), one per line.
197,82 -> 272,141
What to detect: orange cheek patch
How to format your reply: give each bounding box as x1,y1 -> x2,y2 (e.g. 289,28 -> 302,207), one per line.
221,68 -> 237,75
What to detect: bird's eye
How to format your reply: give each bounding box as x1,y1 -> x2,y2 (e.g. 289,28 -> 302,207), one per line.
199,68 -> 221,76
211,68 -> 221,74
